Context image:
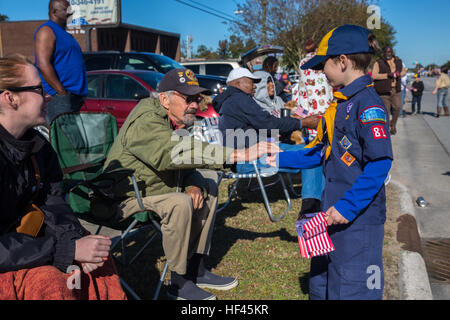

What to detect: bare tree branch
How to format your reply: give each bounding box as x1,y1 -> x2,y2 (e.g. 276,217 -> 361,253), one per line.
229,0 -> 396,70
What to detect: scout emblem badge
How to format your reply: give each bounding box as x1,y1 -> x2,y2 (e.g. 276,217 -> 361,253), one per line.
340,136 -> 352,150
341,151 -> 356,167
345,102 -> 353,120
359,106 -> 387,125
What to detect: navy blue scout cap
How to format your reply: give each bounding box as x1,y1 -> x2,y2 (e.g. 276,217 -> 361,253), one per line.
301,24 -> 374,70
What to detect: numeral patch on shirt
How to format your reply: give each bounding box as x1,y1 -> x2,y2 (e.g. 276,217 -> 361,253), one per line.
371,125 -> 387,140
341,151 -> 355,167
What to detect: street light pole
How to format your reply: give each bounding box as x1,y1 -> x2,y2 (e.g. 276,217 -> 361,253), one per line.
261,0 -> 267,44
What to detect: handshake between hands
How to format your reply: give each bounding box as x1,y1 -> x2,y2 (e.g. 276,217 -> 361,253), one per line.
229,141 -> 282,163
266,152 -> 279,168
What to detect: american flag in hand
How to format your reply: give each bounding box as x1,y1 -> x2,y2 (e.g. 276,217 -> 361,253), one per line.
296,212 -> 335,258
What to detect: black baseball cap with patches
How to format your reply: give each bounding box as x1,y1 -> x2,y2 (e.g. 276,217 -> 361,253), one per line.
158,68 -> 211,96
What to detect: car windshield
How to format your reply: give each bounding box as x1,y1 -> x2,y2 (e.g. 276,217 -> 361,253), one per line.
134,72 -> 165,90
147,54 -> 184,73
197,77 -> 227,96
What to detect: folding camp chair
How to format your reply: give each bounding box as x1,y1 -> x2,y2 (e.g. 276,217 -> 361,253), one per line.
49,111 -> 168,300
34,125 -> 49,141
193,117 -> 301,222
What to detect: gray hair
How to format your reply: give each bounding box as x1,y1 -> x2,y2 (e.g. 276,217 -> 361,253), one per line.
157,90 -> 178,100
151,91 -> 162,99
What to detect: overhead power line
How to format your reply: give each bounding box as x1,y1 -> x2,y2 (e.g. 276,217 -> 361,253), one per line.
188,0 -> 237,20
173,0 -> 238,24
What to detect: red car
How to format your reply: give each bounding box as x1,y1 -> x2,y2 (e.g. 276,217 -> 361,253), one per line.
82,70 -> 220,128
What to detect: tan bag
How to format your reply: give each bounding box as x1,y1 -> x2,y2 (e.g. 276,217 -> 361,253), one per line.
16,204 -> 44,237
15,156 -> 45,237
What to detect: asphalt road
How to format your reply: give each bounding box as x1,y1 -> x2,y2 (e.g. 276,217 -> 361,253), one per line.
391,76 -> 450,299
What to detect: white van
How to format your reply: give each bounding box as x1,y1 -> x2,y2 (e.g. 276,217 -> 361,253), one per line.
181,59 -> 240,77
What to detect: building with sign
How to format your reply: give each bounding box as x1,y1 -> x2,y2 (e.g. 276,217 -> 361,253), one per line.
0,20 -> 181,61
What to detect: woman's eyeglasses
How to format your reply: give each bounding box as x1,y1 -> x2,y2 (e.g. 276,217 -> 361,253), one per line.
172,91 -> 203,104
0,85 -> 46,98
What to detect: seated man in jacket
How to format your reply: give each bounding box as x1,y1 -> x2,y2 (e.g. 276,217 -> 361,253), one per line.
103,68 -> 279,300
215,68 -> 319,150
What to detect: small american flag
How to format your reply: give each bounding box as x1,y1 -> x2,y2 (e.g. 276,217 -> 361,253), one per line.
296,212 -> 335,258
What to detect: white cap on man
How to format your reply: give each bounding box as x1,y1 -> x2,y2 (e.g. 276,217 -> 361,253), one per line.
226,67 -> 262,84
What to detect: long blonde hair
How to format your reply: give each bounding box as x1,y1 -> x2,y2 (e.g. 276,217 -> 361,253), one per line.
0,54 -> 32,91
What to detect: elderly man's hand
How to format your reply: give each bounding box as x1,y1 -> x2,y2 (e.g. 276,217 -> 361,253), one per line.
301,115 -> 320,129
186,186 -> 204,210
229,142 -> 281,163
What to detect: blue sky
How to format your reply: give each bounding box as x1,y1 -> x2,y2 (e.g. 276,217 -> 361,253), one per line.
1,0 -> 449,68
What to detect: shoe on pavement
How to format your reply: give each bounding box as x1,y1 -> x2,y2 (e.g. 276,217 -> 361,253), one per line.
390,127 -> 397,135
167,279 -> 216,300
195,270 -> 239,291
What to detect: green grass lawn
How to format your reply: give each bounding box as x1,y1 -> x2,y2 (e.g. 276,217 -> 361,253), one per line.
205,177 -> 310,300
114,174 -> 400,300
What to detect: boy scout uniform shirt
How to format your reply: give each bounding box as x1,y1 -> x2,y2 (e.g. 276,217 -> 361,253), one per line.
322,74 -> 393,225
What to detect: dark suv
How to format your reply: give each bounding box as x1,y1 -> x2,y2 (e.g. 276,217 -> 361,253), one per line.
83,51 -> 227,95
83,51 -> 185,74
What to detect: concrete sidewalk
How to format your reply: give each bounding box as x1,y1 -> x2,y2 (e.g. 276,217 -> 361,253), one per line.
391,76 -> 450,299
392,113 -> 450,239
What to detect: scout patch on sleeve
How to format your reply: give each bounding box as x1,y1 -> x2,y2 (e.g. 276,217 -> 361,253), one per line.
371,125 -> 388,140
359,106 -> 387,124
340,151 -> 355,167
339,136 -> 352,150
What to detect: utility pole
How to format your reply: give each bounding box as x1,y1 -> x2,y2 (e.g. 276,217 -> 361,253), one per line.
187,35 -> 193,59
261,0 -> 267,44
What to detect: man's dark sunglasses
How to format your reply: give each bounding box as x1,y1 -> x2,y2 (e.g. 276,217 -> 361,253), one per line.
0,85 -> 46,97
173,91 -> 203,104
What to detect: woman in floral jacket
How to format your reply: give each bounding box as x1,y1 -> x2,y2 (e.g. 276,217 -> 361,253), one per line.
292,39 -> 334,142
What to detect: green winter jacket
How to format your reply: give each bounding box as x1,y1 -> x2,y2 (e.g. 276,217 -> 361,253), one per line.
104,97 -> 234,199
